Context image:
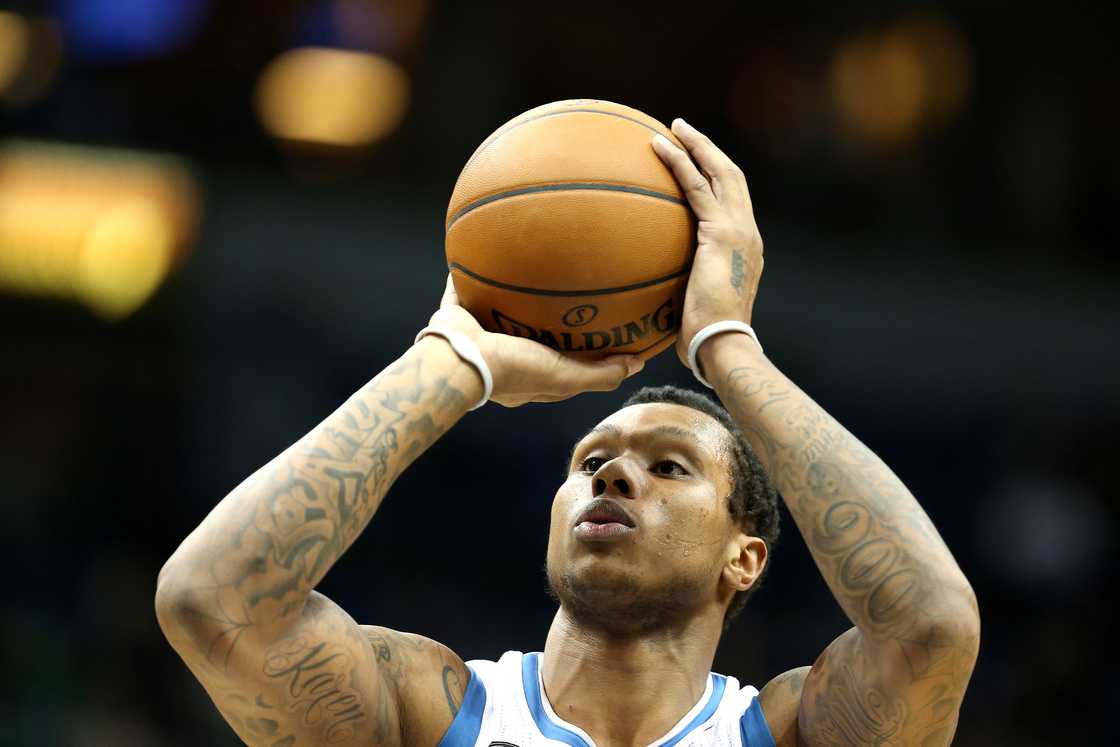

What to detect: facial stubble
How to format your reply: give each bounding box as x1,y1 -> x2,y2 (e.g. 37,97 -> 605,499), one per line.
544,554 -> 709,637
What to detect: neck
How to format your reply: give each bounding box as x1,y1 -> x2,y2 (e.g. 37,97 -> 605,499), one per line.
540,606 -> 723,747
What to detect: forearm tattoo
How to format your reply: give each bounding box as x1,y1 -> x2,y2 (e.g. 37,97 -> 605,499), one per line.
722,365 -> 969,638
165,352 -> 468,669
721,365 -> 978,745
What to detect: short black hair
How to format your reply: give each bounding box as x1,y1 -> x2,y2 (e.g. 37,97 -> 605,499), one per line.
622,385 -> 779,626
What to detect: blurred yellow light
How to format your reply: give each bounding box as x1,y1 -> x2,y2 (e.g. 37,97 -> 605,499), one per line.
0,12 -> 31,96
76,199 -> 174,319
255,47 -> 409,148
898,16 -> 973,122
831,32 -> 926,147
831,16 -> 973,149
0,140 -> 199,318
0,13 -> 61,106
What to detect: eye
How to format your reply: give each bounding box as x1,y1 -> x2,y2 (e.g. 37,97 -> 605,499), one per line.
652,460 -> 687,477
579,456 -> 606,473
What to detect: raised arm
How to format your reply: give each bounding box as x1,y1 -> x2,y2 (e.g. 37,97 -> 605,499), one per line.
154,281 -> 642,747
653,121 -> 980,746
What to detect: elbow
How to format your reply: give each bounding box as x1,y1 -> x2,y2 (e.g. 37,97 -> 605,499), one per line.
154,569 -> 186,636
153,558 -> 199,642
154,583 -> 179,634
949,576 -> 980,636
924,579 -> 982,663
959,583 -> 982,657
153,573 -> 217,659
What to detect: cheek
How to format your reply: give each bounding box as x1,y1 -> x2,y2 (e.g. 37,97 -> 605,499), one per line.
547,480 -> 579,552
653,500 -> 724,565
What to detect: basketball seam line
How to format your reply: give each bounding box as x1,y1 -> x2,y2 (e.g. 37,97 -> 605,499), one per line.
445,182 -> 687,231
448,261 -> 691,297
460,106 -> 669,173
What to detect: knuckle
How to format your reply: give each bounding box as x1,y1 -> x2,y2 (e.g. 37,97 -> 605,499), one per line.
718,164 -> 742,183
710,226 -> 742,247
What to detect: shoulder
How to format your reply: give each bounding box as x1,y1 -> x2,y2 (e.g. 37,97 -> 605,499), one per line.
758,666 -> 810,747
360,626 -> 471,747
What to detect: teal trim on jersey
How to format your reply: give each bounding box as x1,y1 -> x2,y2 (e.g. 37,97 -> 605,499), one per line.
739,697 -> 776,747
437,666 -> 487,747
521,652 -> 726,747
658,673 -> 726,747
522,653 -> 593,747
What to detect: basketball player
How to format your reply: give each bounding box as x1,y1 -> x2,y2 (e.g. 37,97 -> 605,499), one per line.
156,119 -> 979,746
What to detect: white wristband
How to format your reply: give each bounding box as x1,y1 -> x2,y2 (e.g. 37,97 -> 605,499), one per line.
414,325 -> 492,410
686,320 -> 762,389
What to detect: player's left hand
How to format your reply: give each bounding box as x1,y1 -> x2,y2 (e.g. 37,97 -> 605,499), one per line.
651,119 -> 764,367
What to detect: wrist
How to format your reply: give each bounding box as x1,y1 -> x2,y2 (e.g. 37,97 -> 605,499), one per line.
413,334 -> 487,409
697,328 -> 765,387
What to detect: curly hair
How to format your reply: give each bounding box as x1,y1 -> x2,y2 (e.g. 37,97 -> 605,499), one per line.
622,385 -> 780,627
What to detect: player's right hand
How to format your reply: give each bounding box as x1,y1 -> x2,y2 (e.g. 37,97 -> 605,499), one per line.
427,275 -> 644,407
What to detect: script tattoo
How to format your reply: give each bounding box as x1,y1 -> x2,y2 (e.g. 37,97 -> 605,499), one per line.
721,365 -> 978,746
263,634 -> 366,743
811,664 -> 907,744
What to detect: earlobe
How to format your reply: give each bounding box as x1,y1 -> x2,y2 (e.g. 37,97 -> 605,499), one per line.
722,564 -> 752,592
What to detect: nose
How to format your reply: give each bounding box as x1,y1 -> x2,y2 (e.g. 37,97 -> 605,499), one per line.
592,457 -> 642,500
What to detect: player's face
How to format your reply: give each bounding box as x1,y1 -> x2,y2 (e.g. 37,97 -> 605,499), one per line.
546,403 -> 741,632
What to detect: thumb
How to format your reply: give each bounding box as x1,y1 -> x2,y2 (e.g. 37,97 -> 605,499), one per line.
440,273 -> 460,309
551,354 -> 645,396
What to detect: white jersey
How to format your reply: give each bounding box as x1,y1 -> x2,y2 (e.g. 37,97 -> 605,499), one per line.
437,651 -> 776,747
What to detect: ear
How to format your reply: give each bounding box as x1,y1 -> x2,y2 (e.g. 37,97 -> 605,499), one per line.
722,532 -> 767,593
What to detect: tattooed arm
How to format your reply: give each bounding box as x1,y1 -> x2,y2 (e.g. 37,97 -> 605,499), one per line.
154,279 -> 641,747
709,339 -> 980,746
653,121 -> 980,746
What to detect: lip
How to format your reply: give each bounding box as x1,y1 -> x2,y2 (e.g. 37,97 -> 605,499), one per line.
574,521 -> 635,541
573,498 -> 637,542
574,498 -> 637,529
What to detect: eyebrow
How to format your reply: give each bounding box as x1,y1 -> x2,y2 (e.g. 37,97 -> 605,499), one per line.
567,423 -> 712,468
585,424 -> 698,442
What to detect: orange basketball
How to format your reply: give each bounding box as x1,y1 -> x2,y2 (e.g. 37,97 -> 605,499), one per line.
445,99 -> 696,361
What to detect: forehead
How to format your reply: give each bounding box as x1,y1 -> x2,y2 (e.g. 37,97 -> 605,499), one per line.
584,402 -> 733,458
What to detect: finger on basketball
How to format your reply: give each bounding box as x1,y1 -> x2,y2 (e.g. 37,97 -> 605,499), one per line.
670,119 -> 745,203
440,273 -> 460,309
651,134 -> 718,218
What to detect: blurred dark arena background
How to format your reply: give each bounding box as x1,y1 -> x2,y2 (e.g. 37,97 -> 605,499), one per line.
2,1 -> 1117,745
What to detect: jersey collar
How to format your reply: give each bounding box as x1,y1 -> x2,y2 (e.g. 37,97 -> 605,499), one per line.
520,651 -> 726,747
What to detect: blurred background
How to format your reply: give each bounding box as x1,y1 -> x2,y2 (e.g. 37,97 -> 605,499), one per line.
1,0 -> 1117,744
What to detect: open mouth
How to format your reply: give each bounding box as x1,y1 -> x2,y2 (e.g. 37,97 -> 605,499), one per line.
574,498 -> 636,530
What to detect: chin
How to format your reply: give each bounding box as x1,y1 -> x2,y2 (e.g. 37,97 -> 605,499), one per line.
545,559 -> 706,636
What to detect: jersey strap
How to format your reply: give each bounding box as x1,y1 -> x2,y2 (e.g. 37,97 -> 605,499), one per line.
655,673 -> 726,747
436,665 -> 488,747
738,697 -> 776,747
521,652 -> 593,747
